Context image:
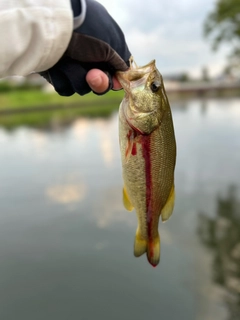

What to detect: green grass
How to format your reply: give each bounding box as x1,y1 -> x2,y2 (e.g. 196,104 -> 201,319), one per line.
0,89 -> 124,110
0,89 -> 124,129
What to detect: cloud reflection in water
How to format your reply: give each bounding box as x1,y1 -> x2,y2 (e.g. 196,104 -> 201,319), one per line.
46,183 -> 87,205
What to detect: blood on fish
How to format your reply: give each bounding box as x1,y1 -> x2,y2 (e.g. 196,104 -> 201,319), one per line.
132,143 -> 137,155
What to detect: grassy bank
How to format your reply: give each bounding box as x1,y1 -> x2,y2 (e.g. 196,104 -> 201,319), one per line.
1,83 -> 240,129
0,89 -> 124,129
0,88 -> 124,111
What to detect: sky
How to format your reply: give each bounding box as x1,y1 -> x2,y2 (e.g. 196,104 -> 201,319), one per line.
99,0 -> 229,78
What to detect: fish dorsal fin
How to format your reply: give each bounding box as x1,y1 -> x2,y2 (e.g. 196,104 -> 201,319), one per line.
123,186 -> 134,211
161,185 -> 175,222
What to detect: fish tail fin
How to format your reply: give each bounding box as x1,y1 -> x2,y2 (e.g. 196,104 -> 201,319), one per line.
147,233 -> 160,267
134,228 -> 160,267
134,227 -> 147,257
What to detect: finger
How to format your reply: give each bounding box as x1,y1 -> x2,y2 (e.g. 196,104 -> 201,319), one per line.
86,69 -> 109,94
112,76 -> 122,90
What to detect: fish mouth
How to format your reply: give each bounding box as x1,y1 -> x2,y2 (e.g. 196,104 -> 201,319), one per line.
116,59 -> 156,93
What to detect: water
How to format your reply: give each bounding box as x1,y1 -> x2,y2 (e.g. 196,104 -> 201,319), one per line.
0,97 -> 240,320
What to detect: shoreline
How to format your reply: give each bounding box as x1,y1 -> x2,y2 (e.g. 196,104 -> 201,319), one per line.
0,83 -> 239,116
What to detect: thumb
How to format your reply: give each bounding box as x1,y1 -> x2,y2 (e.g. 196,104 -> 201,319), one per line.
86,69 -> 110,94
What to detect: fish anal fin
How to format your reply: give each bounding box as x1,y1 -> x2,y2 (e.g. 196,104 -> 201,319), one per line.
161,185 -> 175,222
147,233 -> 160,267
134,227 -> 147,257
123,186 -> 134,211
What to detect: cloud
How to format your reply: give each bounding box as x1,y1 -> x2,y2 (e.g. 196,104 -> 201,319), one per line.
99,0 -> 227,76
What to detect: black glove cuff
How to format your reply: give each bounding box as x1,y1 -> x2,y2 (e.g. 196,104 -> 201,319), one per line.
71,0 -> 87,29
71,0 -> 81,17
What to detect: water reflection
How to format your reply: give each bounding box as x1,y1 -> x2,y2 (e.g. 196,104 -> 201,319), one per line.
198,186 -> 240,320
46,183 -> 87,204
0,97 -> 240,320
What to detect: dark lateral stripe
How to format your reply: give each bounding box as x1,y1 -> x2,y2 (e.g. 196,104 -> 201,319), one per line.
141,135 -> 153,242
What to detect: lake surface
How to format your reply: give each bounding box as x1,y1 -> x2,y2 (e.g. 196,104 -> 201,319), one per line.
0,97 -> 240,320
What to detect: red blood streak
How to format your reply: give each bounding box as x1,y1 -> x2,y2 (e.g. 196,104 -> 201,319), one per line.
131,143 -> 137,155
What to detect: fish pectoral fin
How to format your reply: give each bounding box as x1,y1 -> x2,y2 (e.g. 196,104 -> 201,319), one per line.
134,228 -> 160,267
125,132 -> 134,164
123,186 -> 134,211
161,184 -> 175,222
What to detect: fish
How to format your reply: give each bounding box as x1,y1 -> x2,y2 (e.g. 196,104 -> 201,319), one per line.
116,58 -> 176,267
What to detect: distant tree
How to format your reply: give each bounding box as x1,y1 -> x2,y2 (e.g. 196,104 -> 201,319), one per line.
201,66 -> 210,81
178,72 -> 189,82
223,65 -> 232,76
204,0 -> 240,70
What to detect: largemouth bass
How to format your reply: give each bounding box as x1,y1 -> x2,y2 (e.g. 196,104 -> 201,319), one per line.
117,58 -> 176,267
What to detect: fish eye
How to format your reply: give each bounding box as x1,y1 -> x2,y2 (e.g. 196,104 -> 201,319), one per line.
150,81 -> 160,93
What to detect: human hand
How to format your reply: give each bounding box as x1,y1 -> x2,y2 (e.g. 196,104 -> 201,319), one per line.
40,0 -> 131,96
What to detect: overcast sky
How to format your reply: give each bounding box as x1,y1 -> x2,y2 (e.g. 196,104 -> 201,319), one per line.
100,0 -> 229,78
